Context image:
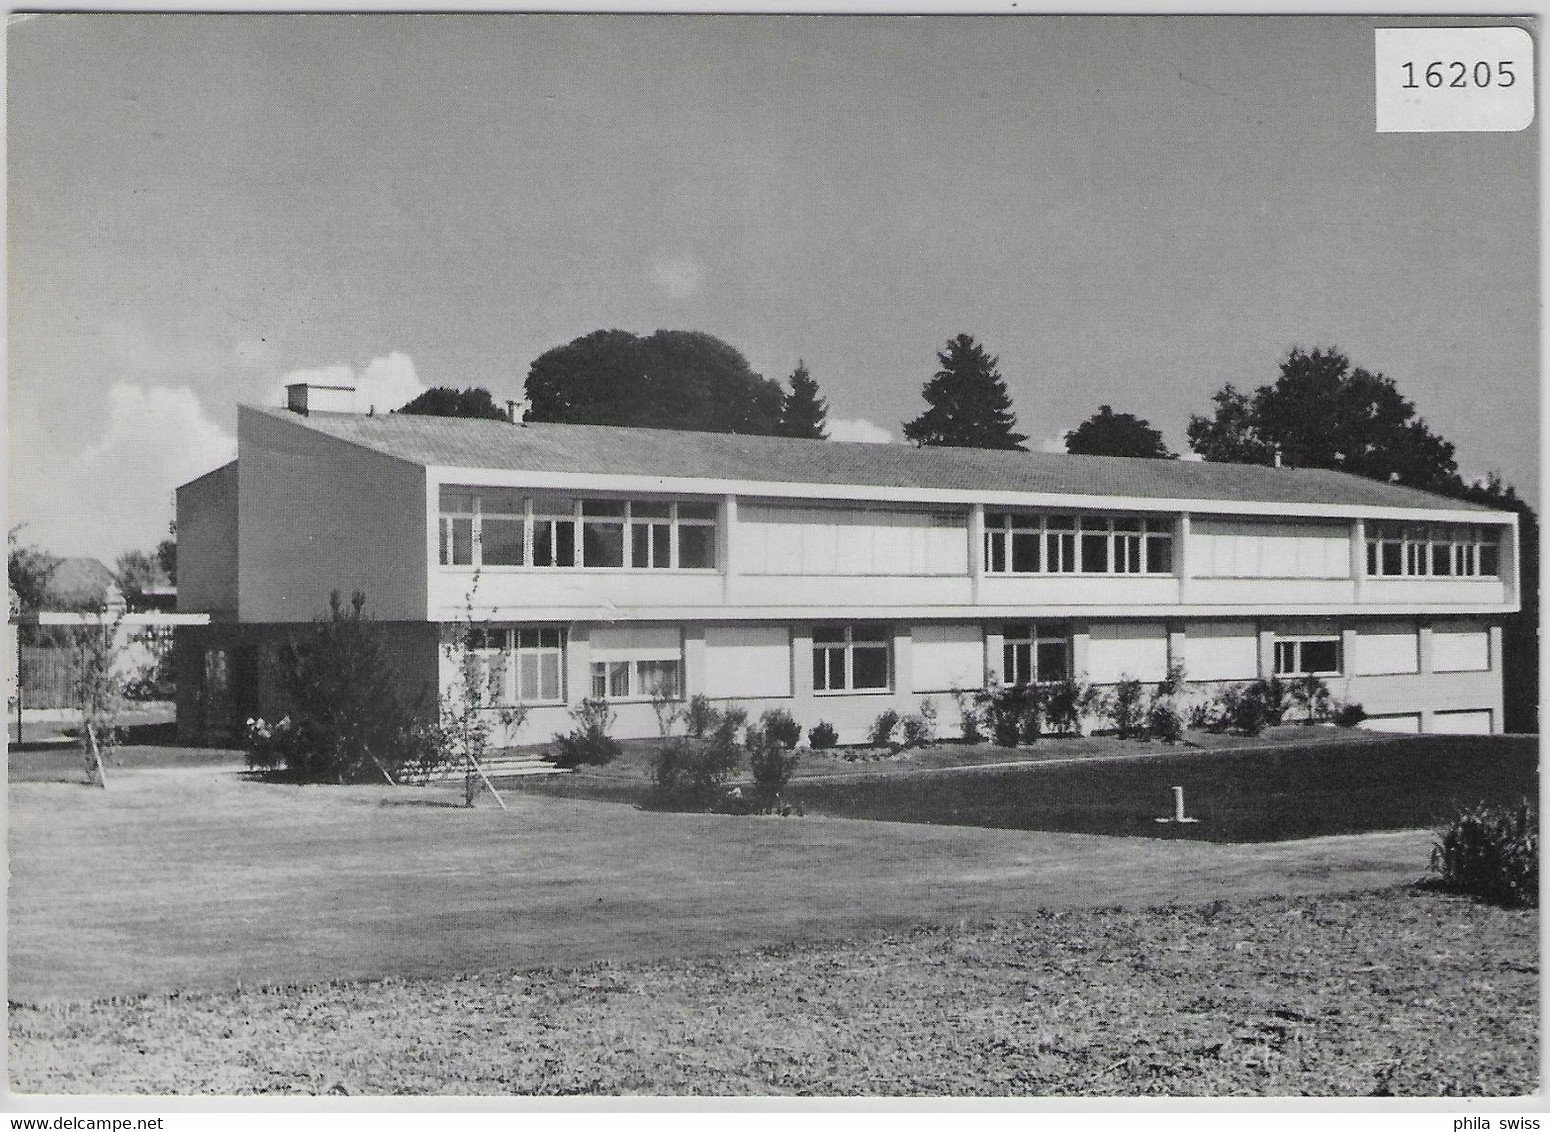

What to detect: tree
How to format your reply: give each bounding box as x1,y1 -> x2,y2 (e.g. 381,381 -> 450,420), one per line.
525,329 -> 786,435
8,527 -> 57,614
113,549 -> 168,612
1064,405 -> 1174,459
396,387 -> 511,421
1187,348 -> 1459,491
776,361 -> 828,440
902,334 -> 1027,450
156,522 -> 177,586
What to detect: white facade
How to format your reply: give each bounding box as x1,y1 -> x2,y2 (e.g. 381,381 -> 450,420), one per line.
175,402 -> 1520,742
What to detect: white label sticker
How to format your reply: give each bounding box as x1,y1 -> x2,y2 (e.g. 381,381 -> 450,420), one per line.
1375,27 -> 1535,133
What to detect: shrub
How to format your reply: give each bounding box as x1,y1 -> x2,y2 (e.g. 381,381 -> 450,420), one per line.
1430,800 -> 1538,907
1017,684 -> 1046,744
1290,673 -> 1331,724
868,709 -> 903,751
1221,683 -> 1268,736
759,707 -> 803,748
719,705 -> 750,735
918,698 -> 939,745
900,713 -> 932,749
1333,701 -> 1367,728
548,697 -> 622,768
1146,698 -> 1185,744
808,721 -> 839,749
683,694 -> 720,739
651,717 -> 742,806
257,591 -> 433,784
1106,677 -> 1147,739
747,721 -> 802,804
951,686 -> 985,744
1251,676 -> 1290,726
1043,677 -> 1098,736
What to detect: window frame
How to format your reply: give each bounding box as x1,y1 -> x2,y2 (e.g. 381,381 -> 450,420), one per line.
983,513 -> 1174,576
1001,623 -> 1071,685
812,624 -> 893,694
588,656 -> 685,702
1273,635 -> 1343,677
1366,523 -> 1502,580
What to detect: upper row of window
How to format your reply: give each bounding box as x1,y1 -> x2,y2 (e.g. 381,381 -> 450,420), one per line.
984,513 -> 1174,576
439,489 -> 718,570
1365,524 -> 1500,579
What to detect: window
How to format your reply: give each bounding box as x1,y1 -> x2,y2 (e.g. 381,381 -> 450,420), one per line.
436,490 -> 719,570
812,625 -> 892,692
983,513 -> 1173,575
589,657 -> 683,700
1366,523 -> 1501,579
1274,636 -> 1342,676
513,628 -> 564,703
1002,624 -> 1070,685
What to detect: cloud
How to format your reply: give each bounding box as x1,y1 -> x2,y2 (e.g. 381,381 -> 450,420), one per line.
649,254 -> 705,301
26,383 -> 238,560
827,418 -> 893,444
1039,432 -> 1071,454
271,351 -> 428,414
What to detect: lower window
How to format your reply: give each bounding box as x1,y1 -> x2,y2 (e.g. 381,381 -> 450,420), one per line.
590,657 -> 683,700
1274,636 -> 1342,677
1003,624 -> 1070,684
813,625 -> 892,692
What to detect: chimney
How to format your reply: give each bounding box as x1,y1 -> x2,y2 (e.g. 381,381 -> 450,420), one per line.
286,382 -> 358,415
508,399 -> 528,424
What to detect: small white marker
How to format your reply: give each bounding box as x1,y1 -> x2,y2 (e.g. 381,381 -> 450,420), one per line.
1154,785 -> 1200,825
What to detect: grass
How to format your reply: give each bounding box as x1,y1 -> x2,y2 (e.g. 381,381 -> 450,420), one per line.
510,732 -> 1537,843
9,886 -> 1536,1096
10,752 -> 1441,1004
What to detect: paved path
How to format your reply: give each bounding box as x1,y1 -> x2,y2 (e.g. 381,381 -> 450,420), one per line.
9,764 -> 1436,1003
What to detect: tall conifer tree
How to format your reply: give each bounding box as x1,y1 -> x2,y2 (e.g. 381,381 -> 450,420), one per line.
777,361 -> 829,439
902,334 -> 1027,450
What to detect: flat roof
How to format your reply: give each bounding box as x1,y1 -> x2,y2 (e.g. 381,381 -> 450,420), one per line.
245,405 -> 1499,515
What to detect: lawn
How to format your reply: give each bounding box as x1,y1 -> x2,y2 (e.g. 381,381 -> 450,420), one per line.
9,886 -> 1536,1096
9,753 -> 1442,1004
508,731 -> 1537,843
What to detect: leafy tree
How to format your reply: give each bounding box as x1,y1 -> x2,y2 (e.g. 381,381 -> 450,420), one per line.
113,549 -> 168,611
7,527 -> 58,614
396,386 -> 511,421
525,329 -> 785,434
903,333 -> 1027,450
1065,405 -> 1174,459
156,521 -> 177,586
777,360 -> 828,440
1187,348 -> 1459,491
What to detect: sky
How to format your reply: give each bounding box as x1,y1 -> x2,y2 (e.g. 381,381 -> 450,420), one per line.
8,14 -> 1539,563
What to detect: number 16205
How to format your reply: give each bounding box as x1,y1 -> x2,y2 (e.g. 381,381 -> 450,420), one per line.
1401,60 -> 1518,89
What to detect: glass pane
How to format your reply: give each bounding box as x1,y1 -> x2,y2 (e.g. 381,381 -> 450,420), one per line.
582,499 -> 627,517
1380,542 -> 1402,576
851,625 -> 890,643
987,531 -> 1006,573
677,501 -> 717,521
986,513 -> 1010,529
1302,640 -> 1340,673
450,518 -> 474,565
632,501 -> 671,519
481,488 -> 525,515
631,524 -> 651,568
1115,534 -> 1141,573
519,654 -> 539,701
677,524 -> 715,569
542,629 -> 562,650
539,653 -> 561,701
555,522 -> 575,566
1081,533 -> 1109,572
583,523 -> 625,567
1112,518 -> 1142,532
852,645 -> 890,689
1035,640 -> 1068,680
609,660 -> 631,698
590,663 -> 607,698
1010,513 -> 1041,531
1145,535 -> 1172,574
531,494 -> 575,519
638,660 -> 681,699
1005,642 -> 1030,685
813,627 -> 846,644
652,524 -> 670,569
439,518 -> 450,566
1479,543 -> 1500,576
482,518 -> 524,566
1432,544 -> 1454,575
1003,623 -> 1030,640
439,487 -> 476,512
1011,532 -> 1040,573
1274,641 -> 1295,675
1046,516 -> 1075,531
813,646 -> 837,691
